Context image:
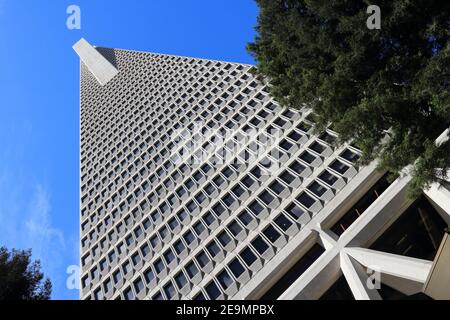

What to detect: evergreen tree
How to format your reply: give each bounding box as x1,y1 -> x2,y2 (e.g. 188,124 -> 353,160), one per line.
0,247 -> 52,300
248,0 -> 450,196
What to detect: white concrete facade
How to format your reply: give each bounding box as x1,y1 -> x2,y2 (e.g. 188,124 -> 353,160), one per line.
77,41 -> 450,300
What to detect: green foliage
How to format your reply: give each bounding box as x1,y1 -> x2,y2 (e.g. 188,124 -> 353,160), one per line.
248,0 -> 450,197
0,247 -> 52,300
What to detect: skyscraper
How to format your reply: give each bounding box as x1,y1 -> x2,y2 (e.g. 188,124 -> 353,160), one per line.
76,39 -> 450,300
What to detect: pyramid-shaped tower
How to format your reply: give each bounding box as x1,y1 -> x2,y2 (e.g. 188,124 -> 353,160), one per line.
76,39 -> 450,300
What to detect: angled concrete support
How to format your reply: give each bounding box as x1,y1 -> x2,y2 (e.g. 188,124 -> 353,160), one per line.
424,183 -> 450,225
340,251 -> 382,300
344,247 -> 432,293
73,38 -> 118,86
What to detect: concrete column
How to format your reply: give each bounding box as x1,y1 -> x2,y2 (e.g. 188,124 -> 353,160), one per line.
344,247 -> 432,294
340,251 -> 382,300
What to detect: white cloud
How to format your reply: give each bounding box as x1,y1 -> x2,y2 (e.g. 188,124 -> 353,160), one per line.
25,184 -> 65,254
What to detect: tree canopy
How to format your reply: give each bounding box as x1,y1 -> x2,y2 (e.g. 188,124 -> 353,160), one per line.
248,0 -> 450,196
0,247 -> 52,300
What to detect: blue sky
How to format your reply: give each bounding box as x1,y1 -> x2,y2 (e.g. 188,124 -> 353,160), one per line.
0,0 -> 257,299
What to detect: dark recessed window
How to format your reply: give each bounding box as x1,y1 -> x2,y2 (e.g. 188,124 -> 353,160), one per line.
319,170 -> 338,185
250,166 -> 263,179
238,210 -> 254,226
195,192 -> 206,205
134,226 -> 143,238
154,259 -> 165,274
319,132 -> 337,144
221,167 -> 234,178
240,247 -> 257,266
104,278 -> 112,293
100,259 -> 107,271
186,200 -> 198,213
159,226 -> 169,239
269,181 -> 286,195
300,151 -> 316,164
140,243 -> 151,257
212,203 -> 226,217
177,209 -> 188,222
274,118 -> 287,127
193,221 -> 206,236
142,218 -> 151,230
193,291 -> 206,300
134,277 -> 145,294
121,262 -> 131,275
217,231 -> 232,247
183,230 -> 196,245
309,141 -> 326,154
164,282 -> 176,299
202,212 -> 216,226
150,235 -> 160,248
174,272 -> 188,289
228,258 -> 245,278
288,131 -> 302,142
168,217 -> 179,230
185,261 -> 199,279
131,253 -> 141,265
231,185 -> 245,198
176,187 -> 186,198
280,139 -> 293,151
274,214 -> 293,232
286,203 -> 305,220
330,160 -> 349,174
152,291 -> 164,300
251,236 -> 269,255
206,241 -> 221,257
308,181 -> 328,197
289,160 -> 306,175
144,267 -> 154,284
201,163 -> 212,175
222,193 -> 236,207
204,183 -> 216,196
185,178 -> 195,190
241,175 -> 255,188
259,191 -> 275,205
125,234 -> 134,246
193,171 -> 203,182
113,270 -> 122,284
94,288 -> 103,300
124,287 -> 134,300
212,175 -> 225,187
196,251 -> 210,268
248,200 -> 264,217
163,249 -> 175,264
228,221 -> 243,236
297,192 -> 316,208
280,171 -> 296,184
205,281 -> 221,300
297,121 -> 311,133
173,239 -> 186,254
263,225 -> 282,243
340,149 -> 360,163
217,270 -> 233,290
108,251 -> 117,263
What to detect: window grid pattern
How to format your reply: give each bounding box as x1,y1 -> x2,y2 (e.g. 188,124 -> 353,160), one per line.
80,48 -> 361,300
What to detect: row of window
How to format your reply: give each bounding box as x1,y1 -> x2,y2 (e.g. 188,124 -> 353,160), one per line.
80,108 -> 309,260
83,143 -> 359,299
80,67 -> 257,214
81,57 -> 249,183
